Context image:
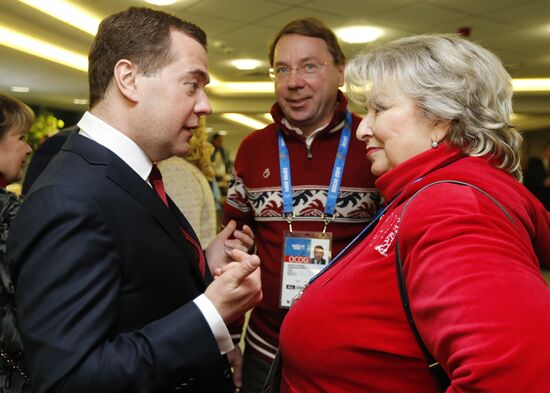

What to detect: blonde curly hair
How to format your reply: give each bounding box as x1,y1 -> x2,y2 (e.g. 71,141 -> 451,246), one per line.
185,116 -> 215,181
345,34 -> 523,181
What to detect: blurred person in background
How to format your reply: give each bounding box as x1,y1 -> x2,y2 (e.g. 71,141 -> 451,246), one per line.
524,141 -> 550,210
278,34 -> 550,393
210,132 -> 231,182
159,116 -> 219,245
0,92 -> 34,393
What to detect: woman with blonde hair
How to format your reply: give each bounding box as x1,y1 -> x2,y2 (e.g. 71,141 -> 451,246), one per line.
277,35 -> 550,392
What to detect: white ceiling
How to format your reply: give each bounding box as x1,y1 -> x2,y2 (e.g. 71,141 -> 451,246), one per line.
1,0 -> 550,152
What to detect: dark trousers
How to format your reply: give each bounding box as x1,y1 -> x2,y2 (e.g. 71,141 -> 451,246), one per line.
239,349 -> 272,393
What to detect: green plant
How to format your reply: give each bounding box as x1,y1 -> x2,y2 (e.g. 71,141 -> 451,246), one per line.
27,113 -> 64,149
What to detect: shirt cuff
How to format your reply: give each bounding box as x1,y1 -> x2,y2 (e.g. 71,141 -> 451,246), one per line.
193,294 -> 234,355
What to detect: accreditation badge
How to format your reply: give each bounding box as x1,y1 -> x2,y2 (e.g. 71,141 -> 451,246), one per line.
279,231 -> 333,308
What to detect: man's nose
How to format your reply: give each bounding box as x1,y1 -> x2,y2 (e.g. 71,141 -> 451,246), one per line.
286,69 -> 306,88
196,91 -> 212,116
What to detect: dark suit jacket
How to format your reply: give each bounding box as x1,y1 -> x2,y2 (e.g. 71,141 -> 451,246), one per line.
8,134 -> 234,393
523,157 -> 550,210
22,126 -> 75,195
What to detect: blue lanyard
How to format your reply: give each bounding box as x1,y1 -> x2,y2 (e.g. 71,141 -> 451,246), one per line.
278,110 -> 352,227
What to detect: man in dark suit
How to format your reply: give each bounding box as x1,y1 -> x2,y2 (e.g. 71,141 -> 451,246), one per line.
524,141 -> 550,210
310,245 -> 327,265
7,7 -> 261,393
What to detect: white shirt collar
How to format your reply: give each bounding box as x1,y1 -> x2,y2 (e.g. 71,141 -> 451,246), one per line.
282,117 -> 328,137
77,111 -> 152,181
281,117 -> 345,147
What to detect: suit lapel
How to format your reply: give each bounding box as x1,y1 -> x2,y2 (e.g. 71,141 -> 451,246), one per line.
107,158 -> 182,237
63,134 -> 206,284
106,163 -> 207,286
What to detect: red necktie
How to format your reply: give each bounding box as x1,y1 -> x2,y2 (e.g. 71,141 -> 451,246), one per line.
149,164 -> 206,277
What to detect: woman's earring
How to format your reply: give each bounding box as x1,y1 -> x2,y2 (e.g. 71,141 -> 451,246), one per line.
431,140 -> 438,149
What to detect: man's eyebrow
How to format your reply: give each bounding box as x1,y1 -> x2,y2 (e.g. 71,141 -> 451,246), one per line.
187,69 -> 210,83
274,56 -> 320,66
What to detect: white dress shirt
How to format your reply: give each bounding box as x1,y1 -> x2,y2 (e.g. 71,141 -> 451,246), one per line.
77,111 -> 233,355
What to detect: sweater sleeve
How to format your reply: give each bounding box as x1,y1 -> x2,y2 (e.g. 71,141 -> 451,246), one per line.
399,184 -> 550,393
223,159 -> 255,230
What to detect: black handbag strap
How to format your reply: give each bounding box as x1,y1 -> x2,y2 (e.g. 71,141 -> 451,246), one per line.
262,349 -> 282,393
395,180 -> 516,392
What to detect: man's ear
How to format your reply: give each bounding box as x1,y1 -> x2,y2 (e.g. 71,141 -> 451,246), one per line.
113,59 -> 139,103
336,63 -> 345,87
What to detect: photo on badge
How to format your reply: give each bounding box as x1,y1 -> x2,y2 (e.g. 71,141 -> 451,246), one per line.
279,231 -> 332,308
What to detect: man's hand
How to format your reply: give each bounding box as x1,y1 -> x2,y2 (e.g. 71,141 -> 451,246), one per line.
205,249 -> 262,324
205,220 -> 255,275
227,346 -> 243,389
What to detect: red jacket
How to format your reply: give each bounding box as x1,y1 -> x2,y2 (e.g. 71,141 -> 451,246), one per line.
280,144 -> 550,392
223,93 -> 380,361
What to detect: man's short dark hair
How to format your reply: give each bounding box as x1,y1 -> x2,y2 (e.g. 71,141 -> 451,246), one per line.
268,17 -> 345,66
88,7 -> 207,107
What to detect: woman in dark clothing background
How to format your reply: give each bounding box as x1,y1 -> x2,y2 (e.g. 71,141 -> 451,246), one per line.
0,92 -> 34,393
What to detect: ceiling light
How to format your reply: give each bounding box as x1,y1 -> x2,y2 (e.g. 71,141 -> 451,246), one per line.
0,25 -> 88,72
73,98 -> 88,105
335,26 -> 383,44
11,86 -> 30,93
231,59 -> 261,70
145,0 -> 178,5
207,76 -> 274,95
512,78 -> 550,92
263,113 -> 273,122
210,81 -> 273,94
17,0 -> 101,36
222,113 -> 269,129
217,130 -> 228,136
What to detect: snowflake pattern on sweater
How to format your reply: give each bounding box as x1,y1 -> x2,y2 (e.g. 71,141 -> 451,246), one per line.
227,177 -> 378,222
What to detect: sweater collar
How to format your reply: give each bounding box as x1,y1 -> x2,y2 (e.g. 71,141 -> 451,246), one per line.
270,90 -> 349,139
376,143 -> 465,203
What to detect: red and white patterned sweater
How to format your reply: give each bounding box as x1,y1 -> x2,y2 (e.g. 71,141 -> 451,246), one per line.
223,92 -> 380,361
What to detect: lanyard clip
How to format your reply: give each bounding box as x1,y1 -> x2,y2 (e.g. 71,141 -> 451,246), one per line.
321,214 -> 334,234
285,212 -> 295,232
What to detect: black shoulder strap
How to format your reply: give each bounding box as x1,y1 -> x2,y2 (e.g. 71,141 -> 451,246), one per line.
395,180 -> 516,392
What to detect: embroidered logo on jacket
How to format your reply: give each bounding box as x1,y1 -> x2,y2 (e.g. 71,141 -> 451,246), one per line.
372,212 -> 400,256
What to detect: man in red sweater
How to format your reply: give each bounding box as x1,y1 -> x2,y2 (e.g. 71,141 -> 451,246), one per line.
223,17 -> 380,392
